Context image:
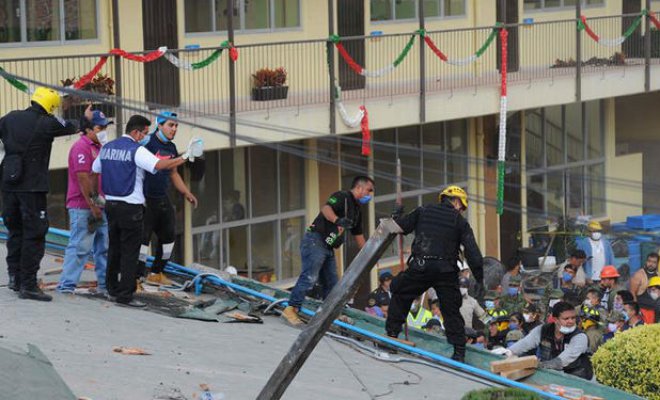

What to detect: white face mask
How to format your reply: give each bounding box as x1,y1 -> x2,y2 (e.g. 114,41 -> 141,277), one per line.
650,291 -> 660,301
559,325 -> 576,334
460,288 -> 468,296
607,323 -> 618,333
591,232 -> 602,241
96,130 -> 108,146
523,313 -> 533,323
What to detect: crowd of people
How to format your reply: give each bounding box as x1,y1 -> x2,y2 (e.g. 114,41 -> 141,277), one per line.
365,241 -> 660,379
0,88 -> 201,306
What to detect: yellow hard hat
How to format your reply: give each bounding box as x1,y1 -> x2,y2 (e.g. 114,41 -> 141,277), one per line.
31,87 -> 61,115
439,185 -> 468,209
587,220 -> 603,231
649,276 -> 660,288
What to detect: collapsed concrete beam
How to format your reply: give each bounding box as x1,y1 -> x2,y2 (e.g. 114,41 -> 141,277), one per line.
256,219 -> 403,400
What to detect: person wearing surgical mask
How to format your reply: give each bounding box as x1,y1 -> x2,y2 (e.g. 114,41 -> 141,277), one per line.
507,301 -> 593,380
458,277 -> 488,329
576,220 -> 614,285
622,302 -> 644,330
602,311 -> 626,343
283,176 -> 374,327
56,109 -> 112,295
637,276 -> 660,324
521,304 -> 542,335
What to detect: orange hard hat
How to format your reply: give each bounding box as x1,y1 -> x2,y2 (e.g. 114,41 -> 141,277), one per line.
600,265 -> 620,279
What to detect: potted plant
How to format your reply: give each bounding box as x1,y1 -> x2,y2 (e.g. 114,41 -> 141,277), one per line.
61,73 -> 116,119
251,67 -> 288,101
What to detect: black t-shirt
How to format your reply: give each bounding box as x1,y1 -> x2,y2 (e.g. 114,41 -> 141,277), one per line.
143,133 -> 178,198
310,190 -> 363,249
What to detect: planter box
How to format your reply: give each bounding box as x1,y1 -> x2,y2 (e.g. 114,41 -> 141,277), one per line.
251,86 -> 288,101
64,102 -> 116,121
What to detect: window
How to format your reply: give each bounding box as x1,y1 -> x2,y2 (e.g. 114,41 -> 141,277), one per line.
524,0 -> 604,11
185,0 -> 300,33
370,0 -> 465,21
191,142 -> 306,281
524,101 -> 605,228
365,121 -> 469,262
0,0 -> 98,45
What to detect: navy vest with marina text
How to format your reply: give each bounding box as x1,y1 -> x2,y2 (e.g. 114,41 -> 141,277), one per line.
100,136 -> 139,197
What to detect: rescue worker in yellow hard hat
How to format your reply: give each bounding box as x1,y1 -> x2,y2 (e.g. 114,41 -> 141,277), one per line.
386,185 -> 484,362
0,86 -> 77,301
575,220 -> 614,285
578,305 -> 603,354
638,275 -> 660,323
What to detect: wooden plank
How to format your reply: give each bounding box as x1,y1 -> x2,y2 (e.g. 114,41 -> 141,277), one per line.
490,355 -> 538,373
500,368 -> 536,381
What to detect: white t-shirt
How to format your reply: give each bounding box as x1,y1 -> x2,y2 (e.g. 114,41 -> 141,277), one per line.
589,238 -> 605,281
92,135 -> 160,205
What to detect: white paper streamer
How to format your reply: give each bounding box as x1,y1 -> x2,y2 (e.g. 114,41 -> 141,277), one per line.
446,55 -> 479,66
361,64 -> 395,77
497,96 -> 507,161
337,101 -> 365,128
163,53 -> 193,71
598,37 -> 626,47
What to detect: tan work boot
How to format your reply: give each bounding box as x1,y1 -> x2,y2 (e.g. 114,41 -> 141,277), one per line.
281,306 -> 303,327
146,272 -> 173,286
135,280 -> 145,293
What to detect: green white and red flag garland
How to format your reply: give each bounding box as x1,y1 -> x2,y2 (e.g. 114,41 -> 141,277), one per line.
330,34 -> 416,78
496,28 -> 508,216
163,41 -> 238,70
334,85 -> 371,156
578,11 -> 644,47
649,12 -> 660,30
423,25 -> 499,66
2,42 -> 236,95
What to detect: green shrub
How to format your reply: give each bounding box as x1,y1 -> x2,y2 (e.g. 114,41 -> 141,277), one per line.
592,323 -> 660,399
461,388 -> 542,400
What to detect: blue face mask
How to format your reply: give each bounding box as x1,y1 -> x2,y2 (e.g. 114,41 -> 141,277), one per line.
156,130 -> 170,143
623,311 -> 630,322
472,342 -> 484,350
562,272 -> 574,283
507,287 -> 518,296
138,134 -> 151,146
359,195 -> 372,205
509,322 -> 519,330
485,301 -> 495,310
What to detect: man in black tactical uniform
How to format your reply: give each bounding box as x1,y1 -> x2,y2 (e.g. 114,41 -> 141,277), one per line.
0,87 -> 77,301
386,186 -> 484,362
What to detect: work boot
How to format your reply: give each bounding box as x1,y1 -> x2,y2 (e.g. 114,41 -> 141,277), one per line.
451,344 -> 466,363
146,272 -> 173,286
135,279 -> 145,293
281,306 -> 303,327
116,299 -> 146,308
19,287 -> 53,302
8,274 -> 19,292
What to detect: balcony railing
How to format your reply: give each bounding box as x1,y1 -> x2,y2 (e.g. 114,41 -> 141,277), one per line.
1,12 -> 660,140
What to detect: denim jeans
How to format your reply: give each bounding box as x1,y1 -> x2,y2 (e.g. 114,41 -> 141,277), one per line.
57,208 -> 108,292
288,231 -> 338,308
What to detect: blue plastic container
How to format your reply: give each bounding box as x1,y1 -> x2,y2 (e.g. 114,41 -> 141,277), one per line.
627,214 -> 660,230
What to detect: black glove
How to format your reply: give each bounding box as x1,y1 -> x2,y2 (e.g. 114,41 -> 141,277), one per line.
392,205 -> 404,219
335,217 -> 354,229
87,215 -> 103,233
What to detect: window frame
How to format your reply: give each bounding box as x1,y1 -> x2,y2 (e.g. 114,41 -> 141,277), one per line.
0,0 -> 100,48
370,0 -> 467,23
190,143 -> 307,281
524,100 -> 606,227
184,0 -> 302,36
523,0 -> 606,13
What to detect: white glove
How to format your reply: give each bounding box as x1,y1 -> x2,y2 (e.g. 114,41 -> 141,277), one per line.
490,347 -> 514,358
182,137 -> 204,162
